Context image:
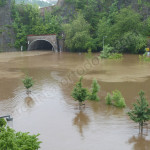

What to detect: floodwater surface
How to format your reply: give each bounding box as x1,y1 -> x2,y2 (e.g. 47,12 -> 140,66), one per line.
0,51 -> 150,150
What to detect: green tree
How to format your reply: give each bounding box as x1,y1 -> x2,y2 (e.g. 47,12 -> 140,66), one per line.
105,93 -> 112,105
97,7 -> 146,53
88,79 -> 100,101
72,77 -> 89,106
128,91 -> 150,133
22,76 -> 34,94
0,126 -> 41,149
63,13 -> 93,52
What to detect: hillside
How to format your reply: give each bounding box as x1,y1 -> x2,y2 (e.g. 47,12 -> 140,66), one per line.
52,0 -> 150,21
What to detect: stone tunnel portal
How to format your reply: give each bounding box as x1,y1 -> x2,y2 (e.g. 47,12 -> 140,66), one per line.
28,40 -> 54,51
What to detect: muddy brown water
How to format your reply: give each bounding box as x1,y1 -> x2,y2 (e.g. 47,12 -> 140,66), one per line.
0,51 -> 150,150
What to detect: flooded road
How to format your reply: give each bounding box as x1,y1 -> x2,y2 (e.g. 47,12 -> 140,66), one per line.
0,51 -> 150,150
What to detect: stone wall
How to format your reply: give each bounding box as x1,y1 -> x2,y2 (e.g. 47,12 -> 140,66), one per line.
27,35 -> 58,52
0,0 -> 16,51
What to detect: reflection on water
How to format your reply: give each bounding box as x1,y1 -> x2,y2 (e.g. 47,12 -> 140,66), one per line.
73,111 -> 90,137
129,135 -> 150,150
0,51 -> 150,150
24,97 -> 35,108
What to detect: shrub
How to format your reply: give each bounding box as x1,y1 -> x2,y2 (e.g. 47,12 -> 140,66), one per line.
108,53 -> 123,59
139,52 -> 150,62
22,76 -> 34,91
105,90 -> 126,108
105,93 -> 112,105
88,79 -> 100,101
0,118 -> 6,127
112,90 -> 126,108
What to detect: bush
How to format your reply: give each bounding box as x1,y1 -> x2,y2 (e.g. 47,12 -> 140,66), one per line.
85,48 -> 93,59
88,79 -> 100,101
22,76 -> 34,90
105,93 -> 112,105
112,90 -> 126,108
105,90 -> 126,108
0,118 -> 6,127
0,127 -> 41,149
108,53 -> 123,59
139,52 -> 150,62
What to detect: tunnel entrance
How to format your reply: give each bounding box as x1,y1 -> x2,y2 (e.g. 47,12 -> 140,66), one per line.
28,40 -> 53,51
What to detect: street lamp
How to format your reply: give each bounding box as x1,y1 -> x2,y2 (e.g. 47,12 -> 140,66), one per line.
103,36 -> 107,51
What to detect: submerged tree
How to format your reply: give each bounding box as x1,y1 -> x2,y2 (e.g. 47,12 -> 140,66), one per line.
128,91 -> 150,133
72,77 -> 89,107
22,76 -> 34,94
88,79 -> 100,101
105,90 -> 126,108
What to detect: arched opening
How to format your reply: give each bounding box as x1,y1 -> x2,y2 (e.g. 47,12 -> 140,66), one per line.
28,40 -> 54,51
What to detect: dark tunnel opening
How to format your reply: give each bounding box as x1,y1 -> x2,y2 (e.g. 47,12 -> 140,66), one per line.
28,40 -> 53,51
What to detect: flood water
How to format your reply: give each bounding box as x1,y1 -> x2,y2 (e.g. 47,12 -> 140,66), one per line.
0,51 -> 150,150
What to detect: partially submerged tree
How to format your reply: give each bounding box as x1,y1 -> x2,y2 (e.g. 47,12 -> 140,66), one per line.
105,90 -> 126,108
72,77 -> 89,107
112,90 -> 126,108
105,93 -> 112,105
22,76 -> 34,94
88,79 -> 100,101
128,91 -> 150,133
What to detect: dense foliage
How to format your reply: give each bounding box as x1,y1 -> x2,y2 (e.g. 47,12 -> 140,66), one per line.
62,0 -> 150,53
63,14 -> 94,52
128,91 -> 150,129
10,0 -> 150,52
0,119 -> 41,149
11,1 -> 62,49
0,127 -> 41,149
